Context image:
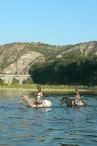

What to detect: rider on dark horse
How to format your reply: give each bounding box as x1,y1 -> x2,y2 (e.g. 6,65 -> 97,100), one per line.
60,89 -> 88,106
72,90 -> 83,106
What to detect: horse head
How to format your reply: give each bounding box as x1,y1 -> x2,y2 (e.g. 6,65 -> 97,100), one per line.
20,95 -> 24,104
20,95 -> 29,104
60,97 -> 67,105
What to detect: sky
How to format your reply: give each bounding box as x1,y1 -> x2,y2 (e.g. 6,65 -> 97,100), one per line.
0,0 -> 97,45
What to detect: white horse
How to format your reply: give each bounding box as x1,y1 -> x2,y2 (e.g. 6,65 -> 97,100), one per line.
20,95 -> 52,108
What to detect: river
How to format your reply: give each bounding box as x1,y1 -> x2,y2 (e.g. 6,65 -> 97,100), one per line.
0,90 -> 97,146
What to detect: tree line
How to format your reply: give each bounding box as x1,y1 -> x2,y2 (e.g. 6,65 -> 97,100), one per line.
29,55 -> 97,85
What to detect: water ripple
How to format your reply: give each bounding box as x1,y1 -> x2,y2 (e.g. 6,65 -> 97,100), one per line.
0,95 -> 97,146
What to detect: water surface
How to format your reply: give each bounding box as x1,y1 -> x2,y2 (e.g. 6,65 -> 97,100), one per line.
0,92 -> 97,146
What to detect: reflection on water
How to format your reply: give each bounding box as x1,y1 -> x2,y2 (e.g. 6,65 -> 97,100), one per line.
60,144 -> 79,146
0,89 -> 32,97
0,91 -> 97,146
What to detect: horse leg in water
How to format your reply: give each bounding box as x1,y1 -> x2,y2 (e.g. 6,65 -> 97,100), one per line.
82,101 -> 88,106
72,100 -> 75,106
36,99 -> 44,105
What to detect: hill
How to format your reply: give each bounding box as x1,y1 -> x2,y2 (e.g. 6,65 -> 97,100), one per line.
0,41 -> 97,74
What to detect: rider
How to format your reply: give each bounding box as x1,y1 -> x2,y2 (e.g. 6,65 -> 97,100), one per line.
73,89 -> 83,106
35,87 -> 43,104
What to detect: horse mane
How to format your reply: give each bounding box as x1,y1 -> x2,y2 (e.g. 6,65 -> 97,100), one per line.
62,97 -> 68,100
21,95 -> 35,103
21,95 -> 36,106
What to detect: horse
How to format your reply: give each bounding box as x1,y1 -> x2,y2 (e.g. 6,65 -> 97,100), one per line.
60,97 -> 88,106
20,95 -> 52,108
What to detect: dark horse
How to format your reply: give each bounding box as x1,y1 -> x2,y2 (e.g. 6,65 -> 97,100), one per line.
60,97 -> 88,106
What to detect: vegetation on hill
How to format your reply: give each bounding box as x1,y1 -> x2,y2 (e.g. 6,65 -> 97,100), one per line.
29,55 -> 97,85
1,41 -> 97,86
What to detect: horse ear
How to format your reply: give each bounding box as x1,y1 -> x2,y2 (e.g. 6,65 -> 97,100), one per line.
61,97 -> 63,101
20,96 -> 23,104
62,97 -> 65,100
21,95 -> 24,98
21,95 -> 23,99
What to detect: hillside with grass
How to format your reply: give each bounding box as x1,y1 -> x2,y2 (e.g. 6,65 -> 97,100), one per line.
0,41 -> 97,77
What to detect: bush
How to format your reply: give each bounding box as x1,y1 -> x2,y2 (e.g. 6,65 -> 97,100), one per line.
22,77 -> 33,84
12,78 -> 19,84
0,78 -> 4,85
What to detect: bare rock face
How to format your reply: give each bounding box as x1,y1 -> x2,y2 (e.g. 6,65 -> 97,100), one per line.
60,41 -> 97,56
2,51 -> 44,74
2,63 -> 17,74
0,41 -> 97,75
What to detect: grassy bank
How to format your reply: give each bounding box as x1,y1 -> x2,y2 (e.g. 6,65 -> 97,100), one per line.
0,84 -> 90,90
0,84 -> 97,91
0,84 -> 97,96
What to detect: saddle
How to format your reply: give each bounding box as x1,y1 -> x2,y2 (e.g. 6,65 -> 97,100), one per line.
35,99 -> 43,105
72,99 -> 83,106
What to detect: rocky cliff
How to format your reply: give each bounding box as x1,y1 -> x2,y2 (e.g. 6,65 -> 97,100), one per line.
0,41 -> 97,74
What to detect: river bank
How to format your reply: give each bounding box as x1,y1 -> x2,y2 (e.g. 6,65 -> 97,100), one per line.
0,84 -> 97,96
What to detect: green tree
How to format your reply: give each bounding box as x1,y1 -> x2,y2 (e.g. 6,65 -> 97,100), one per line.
0,78 -> 4,85
12,78 -> 19,84
23,77 -> 33,84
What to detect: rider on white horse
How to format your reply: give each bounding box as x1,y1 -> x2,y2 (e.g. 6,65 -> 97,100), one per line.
35,87 -> 43,104
20,95 -> 52,108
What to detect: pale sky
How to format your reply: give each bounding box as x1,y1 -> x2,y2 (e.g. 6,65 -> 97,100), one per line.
0,0 -> 97,45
